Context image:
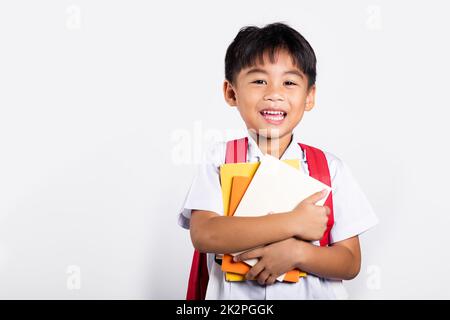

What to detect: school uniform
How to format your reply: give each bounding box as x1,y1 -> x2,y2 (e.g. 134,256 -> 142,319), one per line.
177,131 -> 378,299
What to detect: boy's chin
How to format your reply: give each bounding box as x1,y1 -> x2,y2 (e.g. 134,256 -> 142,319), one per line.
250,127 -> 289,139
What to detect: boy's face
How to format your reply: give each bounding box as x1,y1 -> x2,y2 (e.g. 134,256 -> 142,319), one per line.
223,49 -> 315,140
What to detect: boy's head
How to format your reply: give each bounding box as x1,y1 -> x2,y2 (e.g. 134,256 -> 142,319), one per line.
223,22 -> 317,140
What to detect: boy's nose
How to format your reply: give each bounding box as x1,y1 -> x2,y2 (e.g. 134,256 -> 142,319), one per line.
263,93 -> 284,102
263,83 -> 285,101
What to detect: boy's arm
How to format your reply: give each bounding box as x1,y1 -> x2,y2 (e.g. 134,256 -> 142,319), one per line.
190,190 -> 329,254
234,236 -> 361,284
294,236 -> 361,281
190,210 -> 295,254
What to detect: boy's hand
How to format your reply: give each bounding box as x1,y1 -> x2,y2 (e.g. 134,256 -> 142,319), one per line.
233,238 -> 303,286
290,190 -> 330,241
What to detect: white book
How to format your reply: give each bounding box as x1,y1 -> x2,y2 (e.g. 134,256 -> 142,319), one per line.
232,153 -> 332,281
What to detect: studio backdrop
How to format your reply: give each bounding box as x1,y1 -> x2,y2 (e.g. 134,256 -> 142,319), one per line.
0,0 -> 449,299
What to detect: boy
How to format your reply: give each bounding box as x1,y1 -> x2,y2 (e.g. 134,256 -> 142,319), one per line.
178,22 -> 378,299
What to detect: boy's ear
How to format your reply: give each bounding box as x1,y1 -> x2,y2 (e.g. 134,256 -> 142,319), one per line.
305,85 -> 316,111
223,80 -> 237,107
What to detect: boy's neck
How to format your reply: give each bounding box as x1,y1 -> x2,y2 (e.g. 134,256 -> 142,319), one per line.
249,131 -> 293,159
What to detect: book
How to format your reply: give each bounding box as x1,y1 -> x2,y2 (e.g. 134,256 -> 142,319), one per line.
219,158 -> 307,282
230,154 -> 331,281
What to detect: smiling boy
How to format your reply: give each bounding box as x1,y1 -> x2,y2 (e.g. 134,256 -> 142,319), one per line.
178,22 -> 378,299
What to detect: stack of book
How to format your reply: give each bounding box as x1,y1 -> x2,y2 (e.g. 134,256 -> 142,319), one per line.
218,154 -> 331,282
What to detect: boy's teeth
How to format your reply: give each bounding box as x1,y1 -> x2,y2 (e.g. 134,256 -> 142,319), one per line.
261,110 -> 285,121
262,110 -> 284,115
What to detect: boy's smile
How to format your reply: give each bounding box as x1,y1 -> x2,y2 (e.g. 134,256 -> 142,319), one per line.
223,49 -> 316,149
260,109 -> 287,125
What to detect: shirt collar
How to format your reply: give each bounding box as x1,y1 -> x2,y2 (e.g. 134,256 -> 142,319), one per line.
246,130 -> 306,163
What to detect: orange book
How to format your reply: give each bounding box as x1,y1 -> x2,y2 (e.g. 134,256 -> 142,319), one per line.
222,176 -> 252,275
221,176 -> 303,282
229,176 -> 252,216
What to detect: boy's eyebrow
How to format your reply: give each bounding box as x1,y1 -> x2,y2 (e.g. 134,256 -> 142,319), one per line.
245,67 -> 304,79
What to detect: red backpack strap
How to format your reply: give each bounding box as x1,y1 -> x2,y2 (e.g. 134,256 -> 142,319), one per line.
225,137 -> 249,163
186,137 -> 248,300
298,143 -> 334,247
186,249 -> 209,300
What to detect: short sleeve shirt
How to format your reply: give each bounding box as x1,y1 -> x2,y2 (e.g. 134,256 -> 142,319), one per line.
177,132 -> 378,299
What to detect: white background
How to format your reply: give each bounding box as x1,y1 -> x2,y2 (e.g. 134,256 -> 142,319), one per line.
1,0 -> 449,299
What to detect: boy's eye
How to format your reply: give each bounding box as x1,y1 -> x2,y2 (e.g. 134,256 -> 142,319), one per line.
252,80 -> 267,85
285,81 -> 297,86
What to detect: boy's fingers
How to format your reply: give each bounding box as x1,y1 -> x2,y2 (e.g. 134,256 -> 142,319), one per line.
245,262 -> 265,280
324,206 -> 331,215
234,248 -> 263,262
257,270 -> 271,286
302,189 -> 328,204
266,275 -> 277,285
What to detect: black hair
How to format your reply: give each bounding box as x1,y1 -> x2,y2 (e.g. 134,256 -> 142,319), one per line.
225,22 -> 317,88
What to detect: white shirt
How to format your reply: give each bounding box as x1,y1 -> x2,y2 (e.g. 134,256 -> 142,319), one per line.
178,131 -> 378,300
